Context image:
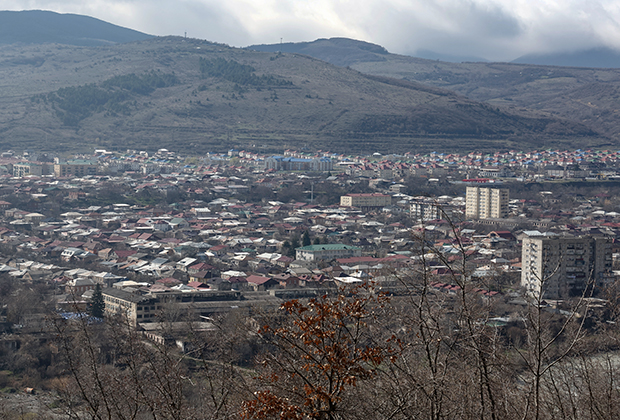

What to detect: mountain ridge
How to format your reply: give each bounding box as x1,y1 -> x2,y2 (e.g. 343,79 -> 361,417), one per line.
247,38 -> 391,67
0,13 -> 611,154
0,10 -> 153,46
0,36 -> 600,154
248,37 -> 620,146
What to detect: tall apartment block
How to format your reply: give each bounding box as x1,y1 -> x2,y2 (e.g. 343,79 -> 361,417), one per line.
521,235 -> 612,299
465,186 -> 509,219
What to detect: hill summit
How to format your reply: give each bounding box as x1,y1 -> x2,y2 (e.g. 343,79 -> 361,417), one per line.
248,38 -> 390,67
0,10 -> 153,46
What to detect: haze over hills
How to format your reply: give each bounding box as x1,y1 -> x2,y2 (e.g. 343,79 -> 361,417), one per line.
413,50 -> 489,64
512,47 -> 620,69
249,38 -> 620,69
0,12 -> 613,154
0,10 -> 153,46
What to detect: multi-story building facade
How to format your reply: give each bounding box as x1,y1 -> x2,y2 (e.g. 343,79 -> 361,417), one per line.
410,199 -> 452,221
340,193 -> 391,210
102,287 -> 283,327
465,186 -> 509,219
54,159 -> 98,177
13,162 -> 43,177
521,234 -> 612,299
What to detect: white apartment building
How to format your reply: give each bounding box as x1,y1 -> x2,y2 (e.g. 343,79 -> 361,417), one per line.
340,193 -> 391,209
465,186 -> 509,219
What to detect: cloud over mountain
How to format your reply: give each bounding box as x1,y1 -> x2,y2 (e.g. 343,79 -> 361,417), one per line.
4,0 -> 620,61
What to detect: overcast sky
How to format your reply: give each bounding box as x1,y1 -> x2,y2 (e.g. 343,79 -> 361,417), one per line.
4,0 -> 620,61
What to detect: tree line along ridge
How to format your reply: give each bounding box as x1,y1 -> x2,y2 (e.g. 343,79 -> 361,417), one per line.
199,57 -> 293,87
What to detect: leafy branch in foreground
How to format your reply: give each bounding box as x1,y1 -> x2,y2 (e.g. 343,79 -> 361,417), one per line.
242,283 -> 396,420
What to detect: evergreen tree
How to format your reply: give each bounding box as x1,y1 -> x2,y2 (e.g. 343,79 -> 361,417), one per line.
286,235 -> 300,258
290,235 -> 300,250
302,230 -> 311,247
90,283 -> 105,319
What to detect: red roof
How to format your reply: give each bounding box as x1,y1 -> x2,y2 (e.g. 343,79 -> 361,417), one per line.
188,281 -> 210,290
246,275 -> 271,285
190,262 -> 215,271
114,250 -> 137,260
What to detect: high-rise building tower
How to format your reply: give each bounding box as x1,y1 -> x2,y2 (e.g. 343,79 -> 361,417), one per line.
466,186 -> 509,219
521,234 -> 612,299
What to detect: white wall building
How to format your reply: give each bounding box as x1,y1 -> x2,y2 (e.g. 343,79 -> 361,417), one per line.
466,187 -> 509,219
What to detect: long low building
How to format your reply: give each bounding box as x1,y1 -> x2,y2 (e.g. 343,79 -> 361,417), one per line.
265,156 -> 332,171
295,244 -> 362,262
102,287 -> 280,327
54,159 -> 98,177
340,193 -> 391,209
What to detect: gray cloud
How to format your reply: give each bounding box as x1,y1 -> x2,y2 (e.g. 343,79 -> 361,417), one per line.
3,0 -> 620,61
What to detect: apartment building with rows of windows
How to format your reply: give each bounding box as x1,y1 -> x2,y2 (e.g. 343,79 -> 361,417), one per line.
521,234 -> 612,299
465,186 -> 509,219
54,159 -> 98,178
340,193 -> 391,209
